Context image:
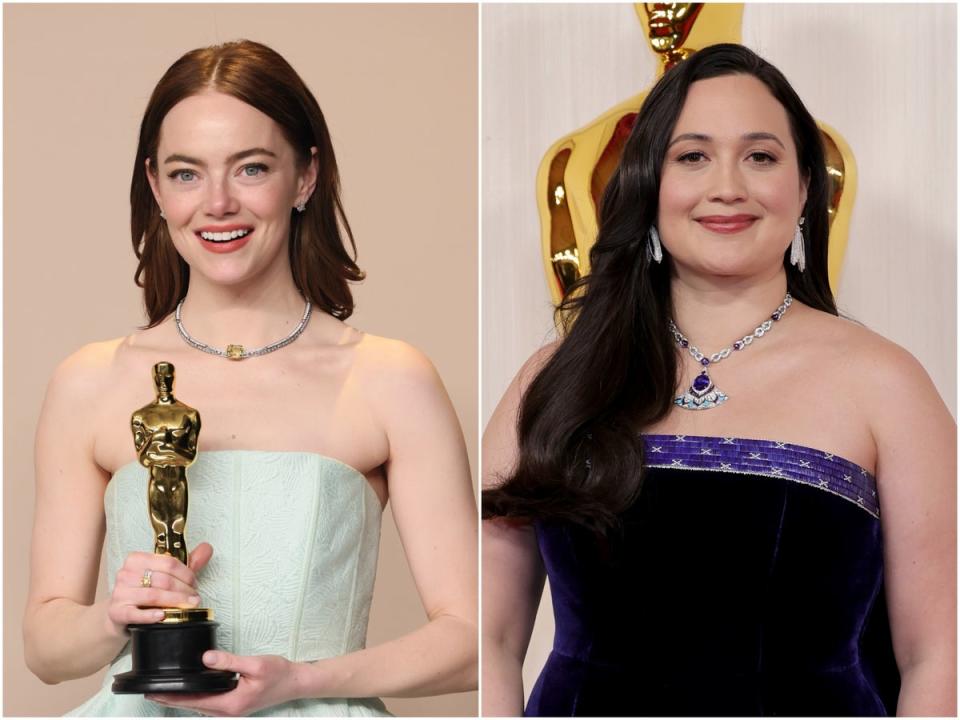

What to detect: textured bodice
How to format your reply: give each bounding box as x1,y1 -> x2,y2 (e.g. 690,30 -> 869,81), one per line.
526,436 -> 899,717
68,451 -> 390,717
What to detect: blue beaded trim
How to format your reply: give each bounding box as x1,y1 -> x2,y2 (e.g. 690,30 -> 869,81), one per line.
643,435 -> 880,519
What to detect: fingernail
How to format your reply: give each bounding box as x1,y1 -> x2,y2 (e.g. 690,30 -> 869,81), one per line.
189,595 -> 200,605
154,610 -> 166,620
204,651 -> 219,665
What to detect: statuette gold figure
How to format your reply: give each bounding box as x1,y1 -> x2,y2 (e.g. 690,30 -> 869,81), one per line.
131,361 -> 200,566
645,3 -> 703,70
113,362 -> 235,694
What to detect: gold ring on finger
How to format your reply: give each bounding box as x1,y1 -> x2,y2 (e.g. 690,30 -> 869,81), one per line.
141,569 -> 153,588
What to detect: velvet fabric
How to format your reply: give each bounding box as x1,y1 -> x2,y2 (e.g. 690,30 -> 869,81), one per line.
525,436 -> 900,717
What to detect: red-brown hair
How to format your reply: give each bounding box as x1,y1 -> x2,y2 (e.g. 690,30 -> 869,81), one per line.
131,39 -> 363,326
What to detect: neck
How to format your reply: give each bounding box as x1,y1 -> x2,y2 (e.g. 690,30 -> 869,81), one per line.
670,268 -> 789,352
176,274 -> 308,350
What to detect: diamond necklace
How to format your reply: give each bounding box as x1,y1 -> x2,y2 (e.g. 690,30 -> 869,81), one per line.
669,293 -> 792,410
175,299 -> 312,360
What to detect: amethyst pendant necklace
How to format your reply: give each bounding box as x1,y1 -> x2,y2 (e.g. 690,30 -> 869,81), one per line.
669,293 -> 792,411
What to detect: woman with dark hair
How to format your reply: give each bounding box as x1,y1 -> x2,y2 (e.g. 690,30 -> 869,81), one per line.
482,44 -> 954,716
24,40 -> 477,716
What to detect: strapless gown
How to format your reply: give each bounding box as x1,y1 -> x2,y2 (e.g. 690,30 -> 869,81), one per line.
526,435 -> 900,717
68,450 -> 391,717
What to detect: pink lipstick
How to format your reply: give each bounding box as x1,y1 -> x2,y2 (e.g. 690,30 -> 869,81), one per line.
696,215 -> 758,234
195,225 -> 254,254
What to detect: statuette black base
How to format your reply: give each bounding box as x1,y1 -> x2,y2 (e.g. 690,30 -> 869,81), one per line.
112,620 -> 237,694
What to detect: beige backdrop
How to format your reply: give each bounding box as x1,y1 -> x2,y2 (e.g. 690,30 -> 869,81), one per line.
4,4 -> 477,716
481,2 -> 957,704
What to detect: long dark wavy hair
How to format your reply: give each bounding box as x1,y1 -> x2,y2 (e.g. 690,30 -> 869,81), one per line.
483,44 -> 838,534
131,39 -> 363,327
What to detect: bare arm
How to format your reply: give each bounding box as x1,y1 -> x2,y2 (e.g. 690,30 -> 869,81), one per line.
481,349 -> 552,716
24,347 -> 133,682
483,521 -> 544,716
865,343 -> 956,716
24,347 -> 203,684
300,340 -> 478,697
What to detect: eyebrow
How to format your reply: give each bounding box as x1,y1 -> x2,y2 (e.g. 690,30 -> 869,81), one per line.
162,147 -> 278,166
667,132 -> 786,150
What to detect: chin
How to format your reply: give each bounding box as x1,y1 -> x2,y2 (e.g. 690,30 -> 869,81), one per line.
675,255 -> 776,280
178,242 -> 289,288
184,261 -> 257,287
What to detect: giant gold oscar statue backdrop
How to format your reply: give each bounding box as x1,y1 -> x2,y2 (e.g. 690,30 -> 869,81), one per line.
537,3 -> 857,304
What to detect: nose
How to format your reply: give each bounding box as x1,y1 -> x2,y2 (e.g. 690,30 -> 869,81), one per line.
707,160 -> 748,204
203,175 -> 240,217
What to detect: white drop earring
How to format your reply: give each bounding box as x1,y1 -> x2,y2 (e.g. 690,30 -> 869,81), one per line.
647,226 -> 663,264
790,217 -> 806,272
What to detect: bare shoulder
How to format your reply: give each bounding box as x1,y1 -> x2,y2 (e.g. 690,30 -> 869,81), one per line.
490,338 -> 562,415
801,309 -> 951,440
818,312 -> 938,397
351,334 -> 468,473
45,337 -> 129,401
350,333 -> 451,419
517,340 -> 560,391
353,333 -> 440,384
500,338 -> 562,413
42,331 -> 164,425
37,336 -> 140,474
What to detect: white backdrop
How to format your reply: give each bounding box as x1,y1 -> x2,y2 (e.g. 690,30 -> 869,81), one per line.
480,3 -> 957,702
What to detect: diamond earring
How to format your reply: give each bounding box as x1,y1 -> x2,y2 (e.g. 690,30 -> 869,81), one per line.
647,225 -> 663,264
295,201 -> 306,213
159,209 -> 166,220
790,217 -> 806,272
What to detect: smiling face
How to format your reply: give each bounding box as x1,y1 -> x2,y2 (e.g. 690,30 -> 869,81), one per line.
657,74 -> 808,282
147,91 -> 317,289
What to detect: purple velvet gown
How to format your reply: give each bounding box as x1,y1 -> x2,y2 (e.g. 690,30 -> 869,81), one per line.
525,435 -> 900,716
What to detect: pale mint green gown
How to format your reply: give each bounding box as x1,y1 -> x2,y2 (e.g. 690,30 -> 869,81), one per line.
68,451 -> 391,717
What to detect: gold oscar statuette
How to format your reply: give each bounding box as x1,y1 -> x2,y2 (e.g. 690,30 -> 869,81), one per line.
112,362 -> 237,694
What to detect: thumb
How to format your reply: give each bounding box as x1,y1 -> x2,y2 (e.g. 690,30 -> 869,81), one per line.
203,650 -> 254,674
188,542 -> 214,574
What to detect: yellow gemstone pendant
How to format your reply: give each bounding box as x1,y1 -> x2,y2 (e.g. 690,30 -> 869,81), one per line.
225,344 -> 244,360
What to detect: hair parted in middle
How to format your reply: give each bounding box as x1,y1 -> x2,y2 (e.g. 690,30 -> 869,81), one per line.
483,43 -> 837,535
131,39 -> 364,327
